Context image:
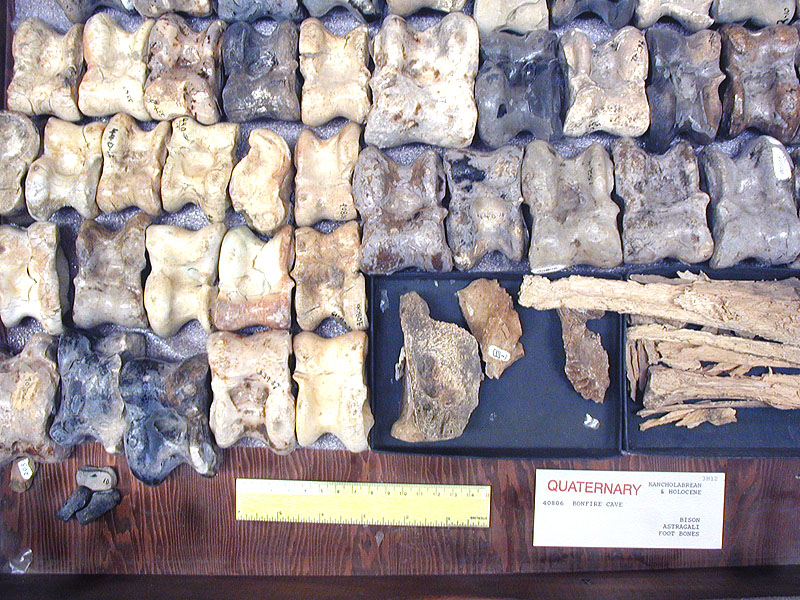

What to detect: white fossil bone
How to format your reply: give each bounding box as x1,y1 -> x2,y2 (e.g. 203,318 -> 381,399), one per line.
473,0 -> 549,34
0,112 -> 40,217
133,0 -> 213,17
387,0 -> 467,15
636,0 -> 713,31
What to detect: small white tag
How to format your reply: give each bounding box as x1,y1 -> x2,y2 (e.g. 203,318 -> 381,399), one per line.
17,458 -> 34,481
488,345 -> 511,362
533,469 -> 725,549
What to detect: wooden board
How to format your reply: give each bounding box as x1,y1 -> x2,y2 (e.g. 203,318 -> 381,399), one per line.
2,445 -> 799,576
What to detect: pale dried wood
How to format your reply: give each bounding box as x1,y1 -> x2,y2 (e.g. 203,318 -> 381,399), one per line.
639,407 -> 738,431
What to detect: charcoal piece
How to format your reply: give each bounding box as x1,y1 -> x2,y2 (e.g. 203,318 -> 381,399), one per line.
75,489 -> 121,524
550,0 -> 637,28
72,214 -> 150,330
700,136 -> 800,269
56,486 -> 92,521
222,21 -> 300,123
613,138 -> 713,265
121,355 -> 220,486
76,465 -> 118,491
443,146 -> 527,270
217,0 -> 303,21
50,331 -> 145,455
635,0 -> 713,31
721,25 -> 800,144
392,292 -> 482,443
353,147 -> 452,274
523,141 -> 622,273
56,0 -> 133,22
144,15 -> 225,124
646,28 -> 724,153
473,0 -> 548,34
711,0 -> 794,26
475,30 -> 564,148
557,308 -> 609,404
0,112 -> 40,217
365,14 -> 479,149
303,0 -> 385,21
560,27 -> 650,138
133,0 -> 212,16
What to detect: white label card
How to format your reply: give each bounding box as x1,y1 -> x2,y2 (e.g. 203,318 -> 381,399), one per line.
533,469 -> 725,549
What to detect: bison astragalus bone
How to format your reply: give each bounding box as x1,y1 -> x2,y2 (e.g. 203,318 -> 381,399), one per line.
557,308 -> 609,404
299,19 -> 370,126
73,213 -> 151,330
365,13 -> 479,149
293,331 -> 372,452
457,279 -> 524,379
213,225 -> 294,331
144,223 -> 226,338
161,118 -> 239,223
388,0 -> 466,14
50,330 -> 145,455
473,0 -> 548,34
292,222 -> 367,332
523,141 -> 622,272
303,0 -> 384,21
7,19 -> 84,122
217,0 -> 303,21
144,15 -> 225,124
613,138 -> 713,265
229,128 -> 292,235
79,14 -> 153,121
700,136 -> 800,268
0,223 -> 66,335
26,118 -> 105,221
0,334 -> 67,467
120,354 -> 220,486
635,0 -> 713,30
0,112 -> 40,217
97,114 -> 170,216
444,146 -> 527,270
392,292 -> 482,442
56,0 -> 134,23
207,330 -> 296,452
294,124 -> 360,226
133,0 -> 212,17
222,22 -> 299,123
354,147 -> 452,274
711,0 -> 794,26
550,0 -> 637,28
560,27 -> 649,138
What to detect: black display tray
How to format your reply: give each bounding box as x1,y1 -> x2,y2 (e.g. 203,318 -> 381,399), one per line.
367,272 -> 624,459
622,264 -> 800,458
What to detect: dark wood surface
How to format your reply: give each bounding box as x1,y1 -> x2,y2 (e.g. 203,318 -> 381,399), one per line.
2,444 -> 799,576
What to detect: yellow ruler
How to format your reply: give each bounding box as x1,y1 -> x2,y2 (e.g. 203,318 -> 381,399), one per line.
235,478 -> 491,528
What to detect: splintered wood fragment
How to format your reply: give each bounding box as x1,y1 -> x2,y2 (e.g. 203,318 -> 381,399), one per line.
638,400 -> 765,417
557,308 -> 609,403
643,366 -> 800,410
639,407 -> 737,431
519,272 -> 800,345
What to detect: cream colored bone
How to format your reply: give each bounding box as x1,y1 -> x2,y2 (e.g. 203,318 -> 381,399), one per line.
0,112 -> 40,216
636,0 -> 713,30
473,0 -> 549,34
133,0 -> 213,17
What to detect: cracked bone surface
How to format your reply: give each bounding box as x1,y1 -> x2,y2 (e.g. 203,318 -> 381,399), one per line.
721,25 -> 800,144
560,27 -> 649,138
133,0 -> 212,17
354,147 -> 452,274
56,0 -> 134,23
473,0 -> 548,34
222,22 -> 299,123
292,222 -> 367,332
303,0 -> 385,20
712,0 -> 794,26
217,0 -> 302,20
73,213 -> 151,330
635,0 -> 713,30
144,15 -> 225,124
79,14 -> 153,121
523,141 -> 622,273
208,330 -> 295,452
444,146 -> 527,270
646,28 -> 724,153
144,223 -> 226,338
0,112 -> 40,217
161,118 -> 239,223
121,354 -> 220,486
476,31 -> 564,148
26,119 -> 105,221
700,136 -> 800,268
550,0 -> 637,27
613,138 -> 713,265
229,128 -> 292,236
392,292 -> 482,443
97,114 -> 170,217
0,334 -> 67,467
213,225 -> 294,331
293,331 -> 372,452
558,308 -> 609,404
299,19 -> 370,126
50,330 -> 145,455
294,123 -> 360,226
456,279 -> 524,379
365,13 -> 479,149
7,19 -> 84,122
0,223 -> 65,335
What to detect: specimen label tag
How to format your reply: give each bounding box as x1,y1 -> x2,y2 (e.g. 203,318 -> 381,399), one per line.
533,469 -> 725,549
